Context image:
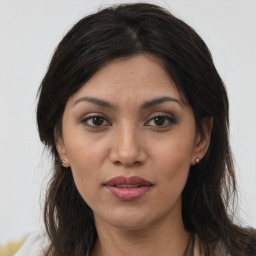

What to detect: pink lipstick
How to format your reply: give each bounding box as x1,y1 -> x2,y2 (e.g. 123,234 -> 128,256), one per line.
104,176 -> 152,200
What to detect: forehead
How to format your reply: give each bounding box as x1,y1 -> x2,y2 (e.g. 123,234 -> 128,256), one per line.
68,54 -> 185,106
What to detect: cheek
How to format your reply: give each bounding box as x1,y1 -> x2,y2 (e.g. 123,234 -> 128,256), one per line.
68,145 -> 101,209
152,134 -> 194,190
153,132 -> 194,167
64,125 -> 107,167
154,155 -> 190,212
158,150 -> 190,186
63,135 -> 105,191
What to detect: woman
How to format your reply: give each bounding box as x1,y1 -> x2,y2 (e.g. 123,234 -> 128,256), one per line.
16,3 -> 256,256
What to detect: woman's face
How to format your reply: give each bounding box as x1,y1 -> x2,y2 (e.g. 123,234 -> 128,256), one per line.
57,54 -> 211,231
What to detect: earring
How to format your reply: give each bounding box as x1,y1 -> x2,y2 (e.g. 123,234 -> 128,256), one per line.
195,157 -> 200,164
60,159 -> 67,165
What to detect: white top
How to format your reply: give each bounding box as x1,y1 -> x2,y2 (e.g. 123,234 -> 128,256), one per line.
15,232 -> 49,256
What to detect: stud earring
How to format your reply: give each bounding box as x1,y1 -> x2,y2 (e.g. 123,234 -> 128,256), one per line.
60,159 -> 67,165
195,157 -> 200,164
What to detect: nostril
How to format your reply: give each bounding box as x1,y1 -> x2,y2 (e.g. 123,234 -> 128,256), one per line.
113,160 -> 122,166
113,160 -> 142,167
132,161 -> 143,167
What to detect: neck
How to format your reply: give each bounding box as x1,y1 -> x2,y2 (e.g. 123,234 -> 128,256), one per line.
92,209 -> 190,256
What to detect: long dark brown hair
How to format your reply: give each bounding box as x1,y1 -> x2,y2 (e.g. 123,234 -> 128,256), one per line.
36,3 -> 256,256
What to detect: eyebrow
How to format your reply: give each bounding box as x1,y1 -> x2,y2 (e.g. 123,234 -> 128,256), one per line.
73,97 -> 116,109
140,96 -> 181,109
73,96 -> 181,109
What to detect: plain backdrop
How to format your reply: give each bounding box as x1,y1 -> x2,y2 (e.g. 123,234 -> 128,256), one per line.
0,0 -> 256,245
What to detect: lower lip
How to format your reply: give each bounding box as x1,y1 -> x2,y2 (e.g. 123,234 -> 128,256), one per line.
105,186 -> 151,200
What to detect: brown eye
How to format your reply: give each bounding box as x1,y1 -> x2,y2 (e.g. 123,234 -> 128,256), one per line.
146,115 -> 176,127
91,116 -> 104,126
81,115 -> 110,127
154,116 -> 166,126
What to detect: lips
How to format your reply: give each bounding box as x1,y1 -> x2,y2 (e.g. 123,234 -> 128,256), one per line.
104,176 -> 152,200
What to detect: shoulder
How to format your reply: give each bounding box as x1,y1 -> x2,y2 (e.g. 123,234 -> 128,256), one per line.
15,231 -> 49,256
194,234 -> 231,256
194,229 -> 256,256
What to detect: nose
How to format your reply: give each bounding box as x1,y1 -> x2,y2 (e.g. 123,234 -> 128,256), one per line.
109,124 -> 147,167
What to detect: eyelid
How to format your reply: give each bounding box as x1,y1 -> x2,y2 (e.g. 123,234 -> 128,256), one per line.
145,113 -> 177,127
80,113 -> 111,127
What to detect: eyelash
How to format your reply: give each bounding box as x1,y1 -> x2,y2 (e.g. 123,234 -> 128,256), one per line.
145,114 -> 177,127
80,114 -> 176,128
80,115 -> 111,128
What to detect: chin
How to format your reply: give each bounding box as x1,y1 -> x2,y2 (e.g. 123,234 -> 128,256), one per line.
99,208 -> 158,231
109,219 -> 151,231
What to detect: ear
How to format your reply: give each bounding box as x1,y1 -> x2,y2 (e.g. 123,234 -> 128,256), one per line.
191,117 -> 213,165
55,128 -> 70,168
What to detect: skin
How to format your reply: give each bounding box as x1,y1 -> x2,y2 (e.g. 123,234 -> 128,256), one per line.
56,54 -> 212,256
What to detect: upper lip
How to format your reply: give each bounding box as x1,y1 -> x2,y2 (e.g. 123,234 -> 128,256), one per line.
104,176 -> 152,186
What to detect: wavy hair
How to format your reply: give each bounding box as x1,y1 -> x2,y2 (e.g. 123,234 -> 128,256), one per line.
36,3 -> 256,255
